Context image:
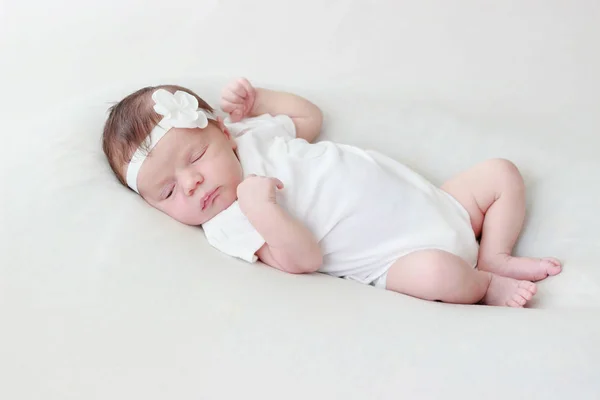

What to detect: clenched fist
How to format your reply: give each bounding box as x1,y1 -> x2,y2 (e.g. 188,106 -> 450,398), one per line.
220,77 -> 256,123
237,175 -> 284,212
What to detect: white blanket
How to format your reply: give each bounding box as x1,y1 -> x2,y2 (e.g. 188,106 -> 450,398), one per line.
2,1 -> 599,399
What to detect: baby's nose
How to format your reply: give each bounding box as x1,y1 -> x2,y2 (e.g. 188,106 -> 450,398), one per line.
182,171 -> 204,196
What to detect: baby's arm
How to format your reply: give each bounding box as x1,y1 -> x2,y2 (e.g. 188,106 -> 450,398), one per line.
221,78 -> 323,143
237,175 -> 322,274
251,88 -> 322,143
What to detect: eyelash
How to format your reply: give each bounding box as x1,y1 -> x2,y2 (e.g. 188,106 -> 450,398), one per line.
192,147 -> 207,163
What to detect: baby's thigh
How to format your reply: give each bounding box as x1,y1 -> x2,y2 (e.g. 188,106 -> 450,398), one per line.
384,249 -> 470,300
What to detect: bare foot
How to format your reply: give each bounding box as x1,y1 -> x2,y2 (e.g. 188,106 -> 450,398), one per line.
482,274 -> 537,307
479,254 -> 562,282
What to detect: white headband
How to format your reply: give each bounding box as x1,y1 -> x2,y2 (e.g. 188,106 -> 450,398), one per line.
126,89 -> 214,193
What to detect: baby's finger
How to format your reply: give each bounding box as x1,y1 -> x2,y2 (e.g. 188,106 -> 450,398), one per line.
238,78 -> 255,111
230,109 -> 243,122
220,101 -> 237,114
229,81 -> 248,98
221,90 -> 244,105
271,178 -> 284,190
238,77 -> 253,95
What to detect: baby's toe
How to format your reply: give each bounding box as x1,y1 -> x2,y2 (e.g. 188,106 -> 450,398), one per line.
518,280 -> 537,295
514,294 -> 528,306
507,298 -> 524,308
545,257 -> 562,267
517,287 -> 534,301
542,258 -> 562,276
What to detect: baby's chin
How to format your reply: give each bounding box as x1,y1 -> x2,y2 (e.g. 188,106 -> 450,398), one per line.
177,214 -> 215,227
183,196 -> 237,226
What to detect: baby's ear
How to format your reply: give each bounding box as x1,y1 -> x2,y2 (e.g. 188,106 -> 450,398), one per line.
217,117 -> 231,135
217,117 -> 237,148
217,117 -> 228,134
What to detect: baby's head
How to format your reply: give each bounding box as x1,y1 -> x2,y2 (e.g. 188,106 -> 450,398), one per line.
102,85 -> 243,225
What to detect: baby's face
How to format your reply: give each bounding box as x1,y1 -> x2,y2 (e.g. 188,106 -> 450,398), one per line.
133,120 -> 243,225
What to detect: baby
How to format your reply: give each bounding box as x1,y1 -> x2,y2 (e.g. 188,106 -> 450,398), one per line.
102,78 -> 562,307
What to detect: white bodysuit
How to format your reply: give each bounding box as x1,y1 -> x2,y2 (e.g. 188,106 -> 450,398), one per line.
202,114 -> 479,288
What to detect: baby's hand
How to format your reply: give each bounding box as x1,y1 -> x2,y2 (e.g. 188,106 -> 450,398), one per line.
237,175 -> 284,211
220,77 -> 256,123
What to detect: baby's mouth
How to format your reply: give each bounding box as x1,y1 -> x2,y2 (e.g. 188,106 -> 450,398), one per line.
201,187 -> 219,210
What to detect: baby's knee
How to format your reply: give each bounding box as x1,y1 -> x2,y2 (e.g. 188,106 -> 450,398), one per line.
486,158 -> 524,188
420,251 -> 462,289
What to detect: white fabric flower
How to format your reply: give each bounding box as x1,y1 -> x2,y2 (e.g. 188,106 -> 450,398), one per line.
151,89 -> 209,129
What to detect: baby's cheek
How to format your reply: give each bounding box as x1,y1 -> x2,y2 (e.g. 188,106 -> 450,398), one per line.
160,199 -> 186,224
173,198 -> 204,226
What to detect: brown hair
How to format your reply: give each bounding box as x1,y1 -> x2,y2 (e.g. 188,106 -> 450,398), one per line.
102,84 -> 214,187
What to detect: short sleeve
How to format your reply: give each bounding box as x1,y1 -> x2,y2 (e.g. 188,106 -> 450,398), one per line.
271,114 -> 296,138
201,201 -> 265,263
225,113 -> 296,141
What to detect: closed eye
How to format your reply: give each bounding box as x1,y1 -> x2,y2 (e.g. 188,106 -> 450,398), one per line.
192,147 -> 207,163
163,185 -> 175,200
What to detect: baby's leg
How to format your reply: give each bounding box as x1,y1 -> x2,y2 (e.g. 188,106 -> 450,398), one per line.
385,249 -> 537,307
441,158 -> 562,281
